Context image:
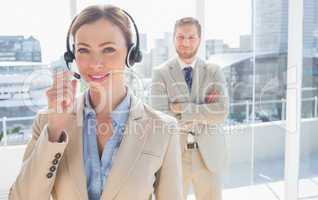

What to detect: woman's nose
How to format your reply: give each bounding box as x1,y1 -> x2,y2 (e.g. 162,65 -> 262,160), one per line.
89,54 -> 104,68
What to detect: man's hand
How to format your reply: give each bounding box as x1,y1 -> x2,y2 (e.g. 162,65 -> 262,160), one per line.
205,90 -> 219,103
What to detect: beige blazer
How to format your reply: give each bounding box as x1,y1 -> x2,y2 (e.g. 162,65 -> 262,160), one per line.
151,57 -> 229,174
9,92 -> 183,200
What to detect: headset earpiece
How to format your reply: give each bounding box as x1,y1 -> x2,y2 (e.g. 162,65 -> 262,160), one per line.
122,10 -> 143,68
64,51 -> 75,64
126,43 -> 143,68
133,45 -> 143,63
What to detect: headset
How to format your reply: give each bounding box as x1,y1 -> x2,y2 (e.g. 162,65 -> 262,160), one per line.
63,9 -> 143,79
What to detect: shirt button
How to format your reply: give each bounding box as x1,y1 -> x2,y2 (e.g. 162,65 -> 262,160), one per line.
50,166 -> 56,172
113,121 -> 117,127
46,172 -> 53,179
121,126 -> 125,132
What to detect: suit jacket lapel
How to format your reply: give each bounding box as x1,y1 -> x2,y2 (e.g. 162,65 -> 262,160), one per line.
101,94 -> 149,199
65,93 -> 89,200
168,58 -> 191,102
191,58 -> 207,101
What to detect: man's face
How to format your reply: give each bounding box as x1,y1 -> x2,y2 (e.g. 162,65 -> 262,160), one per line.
174,24 -> 201,60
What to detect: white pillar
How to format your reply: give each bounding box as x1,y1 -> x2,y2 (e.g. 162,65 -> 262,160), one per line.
195,0 -> 206,59
285,0 -> 303,199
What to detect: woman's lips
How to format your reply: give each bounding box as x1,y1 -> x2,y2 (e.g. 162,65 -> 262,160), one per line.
88,72 -> 111,82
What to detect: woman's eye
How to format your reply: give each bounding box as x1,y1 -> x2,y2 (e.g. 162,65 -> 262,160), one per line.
77,48 -> 89,53
103,47 -> 116,54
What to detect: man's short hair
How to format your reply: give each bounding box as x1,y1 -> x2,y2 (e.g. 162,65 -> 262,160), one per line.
173,17 -> 201,38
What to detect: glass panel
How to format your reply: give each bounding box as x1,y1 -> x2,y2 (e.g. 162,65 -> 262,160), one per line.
206,0 -> 252,192
299,0 -> 318,199
252,0 -> 288,199
206,0 -> 288,198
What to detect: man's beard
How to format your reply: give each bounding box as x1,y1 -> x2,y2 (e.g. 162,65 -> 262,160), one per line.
176,46 -> 199,60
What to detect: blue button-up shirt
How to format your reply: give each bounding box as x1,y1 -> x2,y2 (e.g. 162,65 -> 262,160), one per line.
83,89 -> 131,200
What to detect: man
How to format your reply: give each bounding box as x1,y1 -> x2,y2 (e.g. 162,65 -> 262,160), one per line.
151,17 -> 229,200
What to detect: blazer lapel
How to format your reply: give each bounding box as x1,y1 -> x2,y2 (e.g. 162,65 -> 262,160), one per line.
101,94 -> 149,199
191,58 -> 207,102
168,58 -> 191,102
64,93 -> 89,200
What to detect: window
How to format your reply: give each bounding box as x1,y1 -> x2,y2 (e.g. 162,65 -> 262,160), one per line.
299,0 -> 318,198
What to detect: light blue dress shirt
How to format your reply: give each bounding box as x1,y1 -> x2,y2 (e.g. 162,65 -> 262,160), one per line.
83,89 -> 131,200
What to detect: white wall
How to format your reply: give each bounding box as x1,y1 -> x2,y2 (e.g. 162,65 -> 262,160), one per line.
0,145 -> 25,196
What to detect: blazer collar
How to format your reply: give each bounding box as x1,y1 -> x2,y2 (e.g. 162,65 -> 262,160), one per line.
101,94 -> 149,199
190,58 -> 208,100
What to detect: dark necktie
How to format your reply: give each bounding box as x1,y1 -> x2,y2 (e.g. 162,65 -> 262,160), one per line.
183,66 -> 193,92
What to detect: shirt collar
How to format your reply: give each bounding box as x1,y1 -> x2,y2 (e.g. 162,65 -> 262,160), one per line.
177,56 -> 197,70
84,88 -> 131,127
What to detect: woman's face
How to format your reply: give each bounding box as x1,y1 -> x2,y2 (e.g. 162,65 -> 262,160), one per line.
74,18 -> 128,90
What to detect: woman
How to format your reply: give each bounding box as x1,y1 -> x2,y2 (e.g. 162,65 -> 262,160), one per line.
9,5 -> 183,200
